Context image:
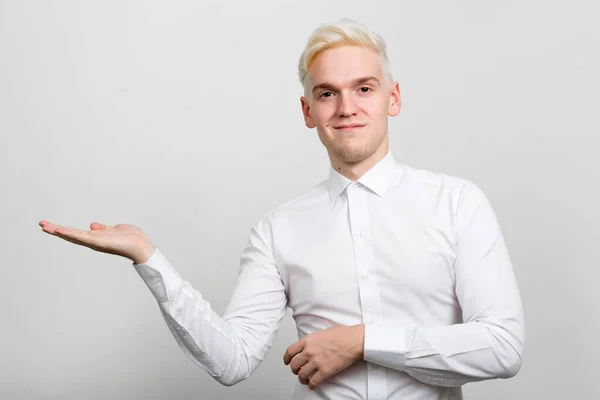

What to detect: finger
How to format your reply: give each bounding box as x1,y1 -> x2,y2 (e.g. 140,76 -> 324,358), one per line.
40,223 -> 68,236
41,221 -> 104,236
298,374 -> 309,386
290,351 -> 310,375
90,222 -> 108,230
298,361 -> 318,384
39,220 -> 61,227
308,370 -> 327,390
57,234 -> 88,247
39,221 -> 76,234
54,226 -> 88,237
41,222 -> 110,253
284,340 -> 305,365
52,229 -> 108,253
39,220 -> 62,231
53,227 -> 97,247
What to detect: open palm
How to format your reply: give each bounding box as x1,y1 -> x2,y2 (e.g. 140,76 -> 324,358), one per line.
39,220 -> 156,264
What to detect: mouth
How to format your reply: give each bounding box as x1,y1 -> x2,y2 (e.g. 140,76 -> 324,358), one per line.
333,123 -> 366,131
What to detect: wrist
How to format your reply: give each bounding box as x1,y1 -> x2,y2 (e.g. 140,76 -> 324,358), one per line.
354,324 -> 365,360
132,241 -> 156,265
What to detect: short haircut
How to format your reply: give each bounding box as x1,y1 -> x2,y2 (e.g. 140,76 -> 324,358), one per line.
298,18 -> 393,96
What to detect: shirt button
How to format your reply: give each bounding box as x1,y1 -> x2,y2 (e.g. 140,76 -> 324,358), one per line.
361,272 -> 369,280
368,315 -> 375,323
359,230 -> 365,239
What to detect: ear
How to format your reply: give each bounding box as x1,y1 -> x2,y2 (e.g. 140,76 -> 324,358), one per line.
300,96 -> 316,129
388,81 -> 401,117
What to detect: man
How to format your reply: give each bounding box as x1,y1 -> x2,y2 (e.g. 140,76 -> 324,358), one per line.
39,18 -> 524,399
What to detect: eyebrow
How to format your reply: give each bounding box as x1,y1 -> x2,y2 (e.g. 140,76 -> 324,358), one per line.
311,76 -> 381,94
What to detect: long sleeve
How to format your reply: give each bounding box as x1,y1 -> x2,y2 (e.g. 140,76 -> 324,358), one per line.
363,182 -> 525,387
132,216 -> 288,386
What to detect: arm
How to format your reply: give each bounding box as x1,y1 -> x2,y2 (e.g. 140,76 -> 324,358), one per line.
39,218 -> 287,385
131,216 -> 288,386
363,182 -> 525,387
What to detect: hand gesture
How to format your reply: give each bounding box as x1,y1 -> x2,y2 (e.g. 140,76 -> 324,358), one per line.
39,220 -> 156,264
283,324 -> 365,390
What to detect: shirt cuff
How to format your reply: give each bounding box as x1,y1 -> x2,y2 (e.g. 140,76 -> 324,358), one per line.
363,324 -> 410,371
132,247 -> 184,303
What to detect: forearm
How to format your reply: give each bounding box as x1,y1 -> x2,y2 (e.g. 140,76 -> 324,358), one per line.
364,314 -> 524,387
133,247 -> 287,386
133,249 -> 248,384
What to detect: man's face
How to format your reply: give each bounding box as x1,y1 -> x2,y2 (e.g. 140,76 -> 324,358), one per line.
301,45 -> 400,166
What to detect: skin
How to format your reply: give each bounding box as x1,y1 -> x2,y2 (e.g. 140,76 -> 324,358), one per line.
38,43 -> 401,391
38,221 -> 156,265
284,44 -> 401,390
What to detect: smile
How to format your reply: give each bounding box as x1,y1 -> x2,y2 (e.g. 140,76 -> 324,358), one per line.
333,124 -> 366,131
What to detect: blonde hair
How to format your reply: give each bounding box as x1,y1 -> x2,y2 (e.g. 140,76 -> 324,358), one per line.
298,18 -> 393,95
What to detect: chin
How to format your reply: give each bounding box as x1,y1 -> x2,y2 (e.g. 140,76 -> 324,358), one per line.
334,146 -> 373,164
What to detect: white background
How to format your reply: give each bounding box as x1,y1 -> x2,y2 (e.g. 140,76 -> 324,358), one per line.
1,0 -> 598,399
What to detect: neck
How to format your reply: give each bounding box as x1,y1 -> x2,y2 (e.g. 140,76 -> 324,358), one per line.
330,141 -> 389,181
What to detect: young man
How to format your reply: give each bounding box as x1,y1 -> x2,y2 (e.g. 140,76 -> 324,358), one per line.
39,18 -> 524,400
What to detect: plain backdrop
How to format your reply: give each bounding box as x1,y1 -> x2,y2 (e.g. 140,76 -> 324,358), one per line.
1,0 -> 598,399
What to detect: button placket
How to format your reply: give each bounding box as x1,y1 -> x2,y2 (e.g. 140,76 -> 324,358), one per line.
346,183 -> 386,399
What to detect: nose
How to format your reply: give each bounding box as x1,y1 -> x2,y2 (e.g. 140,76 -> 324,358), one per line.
336,91 -> 358,118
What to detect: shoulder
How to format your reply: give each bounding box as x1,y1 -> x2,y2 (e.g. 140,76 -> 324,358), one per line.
272,179 -> 330,213
395,163 -> 493,215
250,179 -> 330,235
398,163 -> 472,191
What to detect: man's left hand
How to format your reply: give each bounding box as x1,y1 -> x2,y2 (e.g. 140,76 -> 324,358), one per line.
283,324 -> 365,390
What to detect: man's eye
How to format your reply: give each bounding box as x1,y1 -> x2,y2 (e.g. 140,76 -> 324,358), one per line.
320,91 -> 333,98
360,87 -> 371,93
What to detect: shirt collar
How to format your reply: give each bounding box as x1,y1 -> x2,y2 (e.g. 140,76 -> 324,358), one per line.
327,151 -> 398,201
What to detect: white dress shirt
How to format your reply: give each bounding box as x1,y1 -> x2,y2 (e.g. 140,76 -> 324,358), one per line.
133,151 -> 524,399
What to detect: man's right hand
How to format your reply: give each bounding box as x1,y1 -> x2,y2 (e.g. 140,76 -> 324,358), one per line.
39,220 -> 156,264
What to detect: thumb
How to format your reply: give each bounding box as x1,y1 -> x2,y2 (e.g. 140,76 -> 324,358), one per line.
90,222 -> 107,230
